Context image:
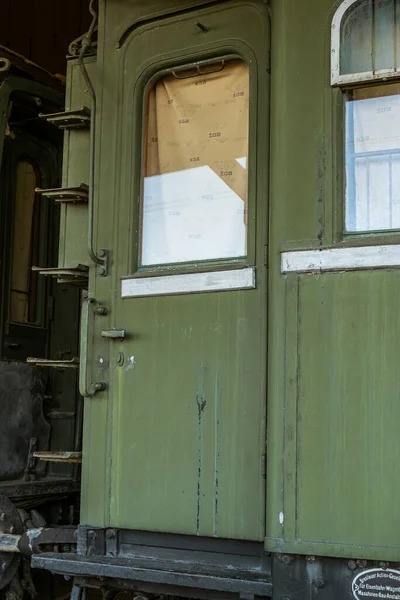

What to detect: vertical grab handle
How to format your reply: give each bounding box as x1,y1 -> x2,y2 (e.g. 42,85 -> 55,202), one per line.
79,297 -> 107,397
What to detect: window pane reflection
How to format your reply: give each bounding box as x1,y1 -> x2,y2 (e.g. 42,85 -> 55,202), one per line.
345,83 -> 400,232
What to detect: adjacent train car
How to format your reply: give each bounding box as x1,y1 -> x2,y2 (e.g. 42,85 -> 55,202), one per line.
0,0 -> 399,599
0,47 -> 82,598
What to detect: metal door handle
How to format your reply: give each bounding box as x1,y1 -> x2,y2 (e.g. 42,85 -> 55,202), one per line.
101,329 -> 126,339
79,297 -> 107,397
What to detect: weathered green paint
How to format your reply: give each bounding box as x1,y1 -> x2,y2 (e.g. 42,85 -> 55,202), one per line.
58,58 -> 96,270
266,0 -> 400,562
280,270 -> 400,559
81,0 -> 270,539
74,0 -> 400,562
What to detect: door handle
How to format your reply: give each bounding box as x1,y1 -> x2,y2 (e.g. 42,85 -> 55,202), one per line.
101,329 -> 126,340
79,297 -> 107,397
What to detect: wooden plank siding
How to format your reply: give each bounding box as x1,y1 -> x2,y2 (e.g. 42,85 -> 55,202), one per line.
0,0 -> 90,74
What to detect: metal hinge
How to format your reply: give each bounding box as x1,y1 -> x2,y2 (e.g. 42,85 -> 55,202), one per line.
261,453 -> 267,479
47,296 -> 55,321
264,245 -> 268,267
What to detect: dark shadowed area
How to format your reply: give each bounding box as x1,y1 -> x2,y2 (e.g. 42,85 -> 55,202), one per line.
0,1 -> 90,74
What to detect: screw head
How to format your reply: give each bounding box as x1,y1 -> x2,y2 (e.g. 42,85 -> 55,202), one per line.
98,266 -> 106,276
306,555 -> 316,563
357,560 -> 367,569
348,560 -> 357,571
9,526 -> 15,534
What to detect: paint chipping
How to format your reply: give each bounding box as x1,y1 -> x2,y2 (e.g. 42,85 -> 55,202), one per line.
196,394 -> 206,535
279,511 -> 284,525
125,356 -> 136,371
196,365 -> 208,535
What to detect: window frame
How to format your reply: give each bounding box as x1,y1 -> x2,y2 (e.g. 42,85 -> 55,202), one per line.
128,49 -> 258,279
138,55 -> 251,271
332,0 -> 400,241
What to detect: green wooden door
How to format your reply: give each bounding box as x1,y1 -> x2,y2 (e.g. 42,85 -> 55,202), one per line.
87,0 -> 270,541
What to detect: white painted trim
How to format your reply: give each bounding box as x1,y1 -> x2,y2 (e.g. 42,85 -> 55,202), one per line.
331,0 -> 357,85
281,245 -> 400,274
121,267 -> 255,298
331,0 -> 400,86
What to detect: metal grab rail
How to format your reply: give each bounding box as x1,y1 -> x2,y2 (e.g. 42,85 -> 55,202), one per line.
79,297 -> 107,397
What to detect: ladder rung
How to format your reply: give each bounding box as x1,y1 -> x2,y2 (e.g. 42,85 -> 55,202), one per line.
36,184 -> 88,203
39,107 -> 91,129
33,451 -> 82,464
31,266 -> 88,286
26,357 -> 79,369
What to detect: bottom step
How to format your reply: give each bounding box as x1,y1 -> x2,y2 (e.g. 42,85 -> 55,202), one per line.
33,452 -> 82,464
33,533 -> 272,598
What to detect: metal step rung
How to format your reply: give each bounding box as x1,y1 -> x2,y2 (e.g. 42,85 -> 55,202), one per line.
26,357 -> 79,369
36,184 -> 88,203
33,452 -> 82,464
47,412 -> 75,420
31,266 -> 88,286
39,107 -> 91,129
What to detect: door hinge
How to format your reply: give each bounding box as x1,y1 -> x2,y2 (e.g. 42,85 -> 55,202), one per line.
264,245 -> 268,267
47,296 -> 55,321
261,453 -> 267,479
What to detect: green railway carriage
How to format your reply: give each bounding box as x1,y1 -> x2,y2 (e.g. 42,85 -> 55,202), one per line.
0,0 -> 399,599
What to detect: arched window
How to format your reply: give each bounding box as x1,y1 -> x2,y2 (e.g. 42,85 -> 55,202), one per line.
332,0 -> 400,85
332,0 -> 400,233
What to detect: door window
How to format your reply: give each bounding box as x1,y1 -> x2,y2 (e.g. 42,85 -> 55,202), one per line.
140,58 -> 249,266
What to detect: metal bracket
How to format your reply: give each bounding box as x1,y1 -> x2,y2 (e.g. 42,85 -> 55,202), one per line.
97,250 -> 108,277
35,184 -> 88,203
39,107 -> 91,130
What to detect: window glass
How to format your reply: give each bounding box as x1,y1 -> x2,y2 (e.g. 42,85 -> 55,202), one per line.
10,161 -> 40,323
140,59 -> 249,266
345,83 -> 400,232
340,0 -> 400,76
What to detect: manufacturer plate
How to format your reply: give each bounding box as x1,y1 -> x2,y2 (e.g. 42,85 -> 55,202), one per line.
352,568 -> 400,599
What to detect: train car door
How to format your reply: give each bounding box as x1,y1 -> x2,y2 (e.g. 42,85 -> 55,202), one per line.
83,0 -> 270,541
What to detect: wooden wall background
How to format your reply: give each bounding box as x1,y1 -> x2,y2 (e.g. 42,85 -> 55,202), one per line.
0,0 -> 91,74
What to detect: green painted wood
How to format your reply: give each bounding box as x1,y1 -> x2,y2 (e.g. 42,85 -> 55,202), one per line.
297,270 -> 400,550
78,0 -> 400,562
110,288 -> 267,539
81,0 -> 270,539
265,0 -> 400,562
267,270 -> 400,561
